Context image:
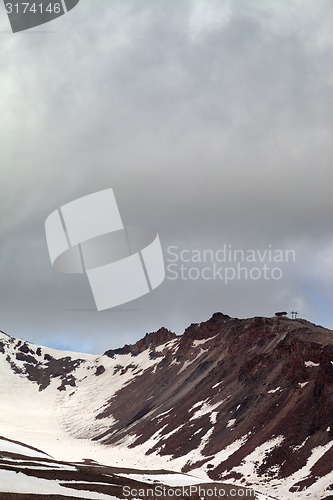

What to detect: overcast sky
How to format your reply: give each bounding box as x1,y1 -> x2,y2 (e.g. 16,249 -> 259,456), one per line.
1,0 -> 333,354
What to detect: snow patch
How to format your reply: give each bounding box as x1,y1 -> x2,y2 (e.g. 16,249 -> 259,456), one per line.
192,338 -> 212,347
205,435 -> 250,469
212,381 -> 223,389
155,339 -> 179,353
210,411 -> 218,424
267,387 -> 281,394
190,400 -> 221,421
305,361 -> 319,367
229,436 -> 284,485
0,439 -> 49,459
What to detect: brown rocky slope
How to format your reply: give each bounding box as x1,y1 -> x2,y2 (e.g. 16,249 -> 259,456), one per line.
100,313 -> 333,496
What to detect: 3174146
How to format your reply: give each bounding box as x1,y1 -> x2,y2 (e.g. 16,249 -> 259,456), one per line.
5,3 -> 62,14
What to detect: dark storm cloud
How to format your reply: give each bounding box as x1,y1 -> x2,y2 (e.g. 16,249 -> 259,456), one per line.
1,0 -> 333,352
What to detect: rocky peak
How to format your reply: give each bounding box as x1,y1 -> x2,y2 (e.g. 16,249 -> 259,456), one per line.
104,327 -> 177,358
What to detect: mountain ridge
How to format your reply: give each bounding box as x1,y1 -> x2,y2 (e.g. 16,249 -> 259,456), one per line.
1,313 -> 332,499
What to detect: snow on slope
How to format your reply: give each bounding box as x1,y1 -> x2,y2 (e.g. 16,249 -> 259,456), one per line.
0,436 -> 115,499
0,438 -> 50,459
0,330 -> 213,475
0,435 -> 273,500
0,327 -> 255,496
0,469 -> 117,499
0,330 -> 181,467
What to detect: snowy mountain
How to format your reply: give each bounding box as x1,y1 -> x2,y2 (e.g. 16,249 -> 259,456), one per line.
0,313 -> 332,499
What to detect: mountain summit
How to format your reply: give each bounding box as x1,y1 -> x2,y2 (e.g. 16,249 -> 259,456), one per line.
0,313 -> 332,499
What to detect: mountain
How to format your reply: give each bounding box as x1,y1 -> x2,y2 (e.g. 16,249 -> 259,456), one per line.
0,313 -> 332,499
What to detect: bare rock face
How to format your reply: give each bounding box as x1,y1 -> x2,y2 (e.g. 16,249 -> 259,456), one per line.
95,365 -> 106,376
104,327 -> 177,358
96,314 -> 333,495
0,331 -> 84,391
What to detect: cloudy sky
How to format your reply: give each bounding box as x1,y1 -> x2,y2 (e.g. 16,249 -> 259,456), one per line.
1,0 -> 332,354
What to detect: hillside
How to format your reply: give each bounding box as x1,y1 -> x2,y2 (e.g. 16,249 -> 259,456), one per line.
0,313 -> 332,499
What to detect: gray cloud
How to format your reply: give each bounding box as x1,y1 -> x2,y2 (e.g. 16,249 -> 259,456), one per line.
1,0 -> 333,353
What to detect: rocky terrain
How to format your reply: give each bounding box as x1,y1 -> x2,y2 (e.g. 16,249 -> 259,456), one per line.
0,313 -> 332,499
